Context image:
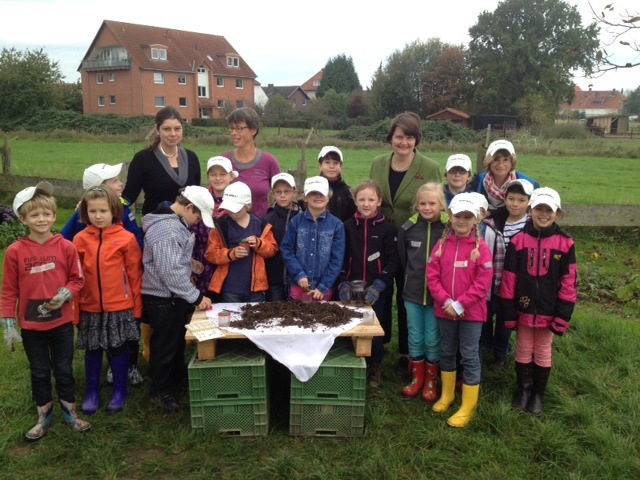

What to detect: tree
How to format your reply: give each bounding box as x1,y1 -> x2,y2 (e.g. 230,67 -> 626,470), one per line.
588,1 -> 640,72
316,54 -> 361,97
467,0 -> 599,124
421,45 -> 469,115
0,47 -> 64,122
624,85 -> 640,115
55,80 -> 83,113
262,95 -> 295,134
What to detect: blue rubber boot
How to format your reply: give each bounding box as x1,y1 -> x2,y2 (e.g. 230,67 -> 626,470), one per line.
107,354 -> 129,413
82,352 -> 102,415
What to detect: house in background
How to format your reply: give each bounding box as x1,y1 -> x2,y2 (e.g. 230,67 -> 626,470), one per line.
263,85 -> 310,109
426,108 -> 471,127
559,86 -> 627,117
79,20 -> 258,120
301,71 -> 323,99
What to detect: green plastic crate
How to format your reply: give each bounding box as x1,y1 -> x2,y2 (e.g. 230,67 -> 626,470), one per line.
290,343 -> 366,403
289,401 -> 365,437
188,347 -> 267,404
190,400 -> 268,436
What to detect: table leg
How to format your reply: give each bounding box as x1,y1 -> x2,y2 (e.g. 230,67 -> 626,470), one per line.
352,336 -> 373,357
197,339 -> 217,361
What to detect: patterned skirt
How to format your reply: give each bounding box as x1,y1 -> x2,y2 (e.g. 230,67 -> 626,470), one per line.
77,309 -> 140,350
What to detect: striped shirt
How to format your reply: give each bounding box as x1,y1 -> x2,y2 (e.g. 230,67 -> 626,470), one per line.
503,215 -> 528,248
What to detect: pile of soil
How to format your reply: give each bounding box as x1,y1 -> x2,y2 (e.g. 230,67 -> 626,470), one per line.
235,301 -> 362,331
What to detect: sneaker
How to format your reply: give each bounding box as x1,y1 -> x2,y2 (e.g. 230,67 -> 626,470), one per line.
128,365 -> 144,386
106,367 -> 113,385
151,394 -> 180,413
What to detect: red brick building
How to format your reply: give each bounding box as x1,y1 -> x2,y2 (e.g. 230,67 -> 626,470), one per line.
79,20 -> 257,120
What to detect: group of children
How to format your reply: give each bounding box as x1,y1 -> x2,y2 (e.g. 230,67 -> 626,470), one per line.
1,140 -> 577,439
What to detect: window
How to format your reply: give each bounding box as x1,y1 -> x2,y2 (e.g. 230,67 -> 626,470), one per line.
155,96 -> 166,108
226,56 -> 239,67
110,95 -> 116,105
98,96 -> 105,107
179,97 -> 187,107
197,66 -> 206,73
313,80 -> 321,87
108,72 -> 115,82
151,47 -> 167,60
217,99 -> 225,108
178,74 -> 186,85
198,86 -> 207,98
153,72 -> 164,84
216,77 -> 224,87
236,100 -> 244,108
96,73 -> 104,84
235,79 -> 244,89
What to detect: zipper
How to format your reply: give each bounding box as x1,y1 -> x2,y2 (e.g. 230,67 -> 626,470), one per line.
533,230 -> 541,326
97,229 -> 104,312
362,218 -> 368,284
423,222 -> 431,305
451,235 -> 459,299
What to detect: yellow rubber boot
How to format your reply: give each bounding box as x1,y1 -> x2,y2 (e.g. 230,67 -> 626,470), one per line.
141,323 -> 153,362
433,370 -> 457,413
447,384 -> 480,428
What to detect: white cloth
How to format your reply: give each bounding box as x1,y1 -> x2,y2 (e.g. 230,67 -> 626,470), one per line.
205,303 -> 363,381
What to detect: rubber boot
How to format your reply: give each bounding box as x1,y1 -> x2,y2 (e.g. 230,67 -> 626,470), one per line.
527,364 -> 551,416
107,354 -> 130,413
25,401 -> 53,441
447,384 -> 480,428
512,362 -> 534,412
433,370 -> 457,413
60,399 -> 91,433
401,359 -> 425,398
141,323 -> 152,362
82,352 -> 102,415
421,361 -> 440,404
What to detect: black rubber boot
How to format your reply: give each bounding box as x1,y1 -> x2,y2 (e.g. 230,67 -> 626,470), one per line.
512,362 -> 534,412
527,364 -> 551,416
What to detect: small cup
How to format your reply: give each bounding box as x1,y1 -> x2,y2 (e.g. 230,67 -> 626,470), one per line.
239,239 -> 250,250
362,310 -> 374,325
218,311 -> 231,328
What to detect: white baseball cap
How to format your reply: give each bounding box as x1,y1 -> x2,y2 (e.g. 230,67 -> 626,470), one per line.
468,192 -> 489,212
13,181 -> 54,215
219,182 -> 252,213
318,146 -> 343,163
182,185 -> 215,228
271,172 -> 296,189
449,192 -> 480,218
486,140 -> 516,157
83,163 -> 123,190
445,154 -> 472,172
304,176 -> 330,196
206,156 -> 238,178
529,187 -> 562,212
505,179 -> 534,196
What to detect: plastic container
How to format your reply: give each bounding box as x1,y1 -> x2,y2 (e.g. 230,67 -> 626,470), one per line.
349,280 -> 365,303
218,310 -> 231,327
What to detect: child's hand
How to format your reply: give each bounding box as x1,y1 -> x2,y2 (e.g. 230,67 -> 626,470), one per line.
1,318 -> 22,352
308,289 -> 323,300
234,245 -> 249,258
246,236 -> 259,248
298,278 -> 309,290
443,304 -> 458,319
197,297 -> 212,310
191,259 -> 204,274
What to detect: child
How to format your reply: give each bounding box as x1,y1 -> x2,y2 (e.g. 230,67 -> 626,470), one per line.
317,146 -> 356,222
427,192 -> 493,428
480,179 -> 534,371
264,173 -> 302,301
141,186 -> 214,412
190,156 -> 238,297
1,182 -> 90,440
281,176 -> 345,301
444,154 -> 473,204
397,182 -> 446,402
339,180 -> 397,386
205,181 -> 278,303
61,162 -> 145,387
501,187 -> 577,416
73,186 -> 143,415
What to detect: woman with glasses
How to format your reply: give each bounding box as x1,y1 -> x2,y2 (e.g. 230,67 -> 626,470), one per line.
470,139 -> 538,212
123,106 -> 201,215
220,107 -> 281,217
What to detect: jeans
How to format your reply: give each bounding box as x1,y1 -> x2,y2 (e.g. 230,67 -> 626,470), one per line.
266,285 -> 288,302
405,301 -> 440,362
479,297 -> 512,362
438,318 -> 483,386
22,322 -> 76,406
383,266 -> 407,350
221,291 -> 266,303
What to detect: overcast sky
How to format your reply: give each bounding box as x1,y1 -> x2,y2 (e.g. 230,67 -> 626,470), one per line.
1,0 -> 638,93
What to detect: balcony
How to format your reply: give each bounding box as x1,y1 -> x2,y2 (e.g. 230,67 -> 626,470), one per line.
82,58 -> 131,71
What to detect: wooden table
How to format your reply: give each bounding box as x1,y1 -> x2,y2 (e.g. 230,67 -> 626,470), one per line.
185,304 -> 385,361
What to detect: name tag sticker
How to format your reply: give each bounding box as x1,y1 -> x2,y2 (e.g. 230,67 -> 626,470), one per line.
454,260 -> 468,268
368,252 -> 381,262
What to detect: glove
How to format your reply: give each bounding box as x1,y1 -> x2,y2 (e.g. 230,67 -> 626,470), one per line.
504,320 -> 517,330
338,282 -> 351,303
46,287 -> 73,311
549,317 -> 570,336
2,318 -> 23,352
364,279 -> 386,306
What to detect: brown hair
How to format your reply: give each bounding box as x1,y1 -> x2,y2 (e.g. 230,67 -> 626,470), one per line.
384,111 -> 423,146
18,194 -> 57,218
483,150 -> 518,172
149,106 -> 183,150
227,107 -> 260,138
412,182 -> 446,214
353,180 -> 382,201
79,186 -> 123,225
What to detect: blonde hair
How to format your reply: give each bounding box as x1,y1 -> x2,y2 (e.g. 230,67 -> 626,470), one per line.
483,151 -> 518,172
412,182 -> 446,214
18,194 -> 57,218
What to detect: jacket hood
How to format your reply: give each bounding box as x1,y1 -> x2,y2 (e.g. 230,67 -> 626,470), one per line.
142,211 -> 185,233
402,211 -> 448,231
18,233 -> 65,247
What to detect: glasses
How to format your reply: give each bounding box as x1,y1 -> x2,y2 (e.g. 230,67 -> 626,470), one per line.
492,158 -> 512,165
273,189 -> 294,196
447,167 -> 468,175
228,125 -> 249,133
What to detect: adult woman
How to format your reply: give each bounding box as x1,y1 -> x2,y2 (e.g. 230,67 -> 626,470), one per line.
123,107 -> 201,215
369,111 -> 442,379
220,107 -> 281,217
470,139 -> 538,211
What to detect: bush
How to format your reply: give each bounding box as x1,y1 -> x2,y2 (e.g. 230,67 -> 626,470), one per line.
0,206 -> 26,248
337,119 -> 483,144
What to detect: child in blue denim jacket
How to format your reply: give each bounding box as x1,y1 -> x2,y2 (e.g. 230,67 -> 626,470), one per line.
280,176 -> 345,301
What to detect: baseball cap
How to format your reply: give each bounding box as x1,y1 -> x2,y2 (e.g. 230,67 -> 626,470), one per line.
304,176 -> 330,196
529,187 -> 562,212
505,178 -> 534,196
271,172 -> 296,189
468,192 -> 489,212
448,192 -> 480,218
82,163 -> 123,190
13,181 -> 54,216
486,140 -> 516,157
445,154 -> 472,172
318,146 -> 343,163
206,156 -> 238,178
219,182 -> 252,213
182,185 -> 215,228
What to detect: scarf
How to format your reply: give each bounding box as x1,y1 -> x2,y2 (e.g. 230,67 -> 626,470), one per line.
483,171 -> 516,209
